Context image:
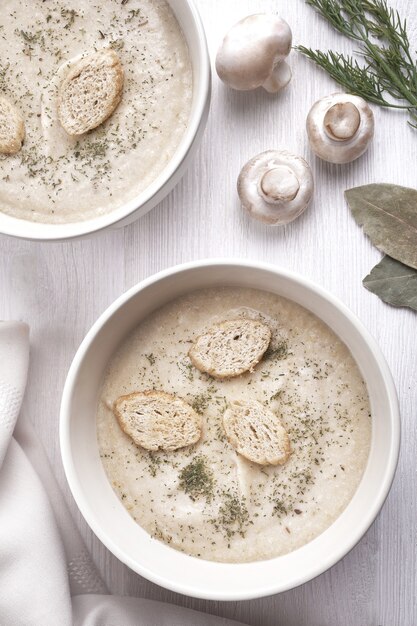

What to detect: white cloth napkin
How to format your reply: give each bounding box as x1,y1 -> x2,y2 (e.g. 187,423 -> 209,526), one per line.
0,322 -> 248,626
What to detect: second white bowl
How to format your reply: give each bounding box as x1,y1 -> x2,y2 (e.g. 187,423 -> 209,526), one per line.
60,259 -> 400,600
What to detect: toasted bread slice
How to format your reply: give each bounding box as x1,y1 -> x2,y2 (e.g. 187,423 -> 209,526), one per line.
58,48 -> 124,135
114,390 -> 202,452
189,319 -> 271,379
223,399 -> 291,465
0,96 -> 25,155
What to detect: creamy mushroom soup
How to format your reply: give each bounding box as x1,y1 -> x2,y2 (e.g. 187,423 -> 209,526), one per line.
0,0 -> 192,223
97,287 -> 372,563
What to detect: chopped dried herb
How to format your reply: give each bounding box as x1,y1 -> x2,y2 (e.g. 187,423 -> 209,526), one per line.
190,392 -> 211,415
212,493 -> 250,539
145,353 -> 156,366
178,456 -> 214,502
265,340 -> 289,361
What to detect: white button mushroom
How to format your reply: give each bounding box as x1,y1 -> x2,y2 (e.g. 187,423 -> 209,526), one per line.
237,150 -> 314,225
307,93 -> 374,164
216,14 -> 292,93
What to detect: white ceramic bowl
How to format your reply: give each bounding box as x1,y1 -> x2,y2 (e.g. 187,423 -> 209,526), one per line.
1,0 -> 210,242
60,259 -> 400,600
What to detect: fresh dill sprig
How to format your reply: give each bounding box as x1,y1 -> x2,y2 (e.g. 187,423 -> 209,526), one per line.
296,0 -> 417,128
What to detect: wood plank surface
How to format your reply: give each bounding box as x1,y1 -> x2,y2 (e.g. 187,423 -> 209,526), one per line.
0,0 -> 416,624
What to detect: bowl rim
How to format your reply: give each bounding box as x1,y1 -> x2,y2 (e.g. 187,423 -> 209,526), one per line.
0,0 -> 211,242
60,258 -> 401,600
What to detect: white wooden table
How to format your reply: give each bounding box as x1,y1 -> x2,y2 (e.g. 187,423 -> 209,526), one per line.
1,0 -> 416,624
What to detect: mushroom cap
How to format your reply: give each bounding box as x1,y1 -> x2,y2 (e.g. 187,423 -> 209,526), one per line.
307,93 -> 374,164
237,150 -> 314,225
216,14 -> 292,91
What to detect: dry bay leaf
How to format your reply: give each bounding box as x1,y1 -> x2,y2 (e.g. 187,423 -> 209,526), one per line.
363,255 -> 417,312
345,184 -> 417,270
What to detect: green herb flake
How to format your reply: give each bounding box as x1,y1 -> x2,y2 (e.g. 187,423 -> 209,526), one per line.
265,340 -> 289,361
213,493 -> 250,539
178,455 -> 214,502
190,392 -> 211,415
272,499 -> 289,518
145,353 -> 156,366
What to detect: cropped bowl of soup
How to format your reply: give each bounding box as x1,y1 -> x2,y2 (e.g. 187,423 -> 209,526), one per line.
0,0 -> 210,241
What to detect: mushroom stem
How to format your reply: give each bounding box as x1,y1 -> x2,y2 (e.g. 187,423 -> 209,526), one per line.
262,61 -> 292,94
323,102 -> 361,141
238,150 -> 314,224
258,166 -> 300,204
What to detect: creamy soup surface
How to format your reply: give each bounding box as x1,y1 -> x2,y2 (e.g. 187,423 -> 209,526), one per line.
97,288 -> 372,563
0,0 -> 192,223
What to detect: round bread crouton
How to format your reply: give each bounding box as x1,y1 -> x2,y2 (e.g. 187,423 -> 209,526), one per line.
113,390 -> 202,452
188,319 -> 271,379
223,399 -> 291,465
0,96 -> 25,155
58,48 -> 124,135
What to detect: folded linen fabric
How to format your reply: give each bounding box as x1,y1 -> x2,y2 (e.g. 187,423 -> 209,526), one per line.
0,322 -> 248,626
